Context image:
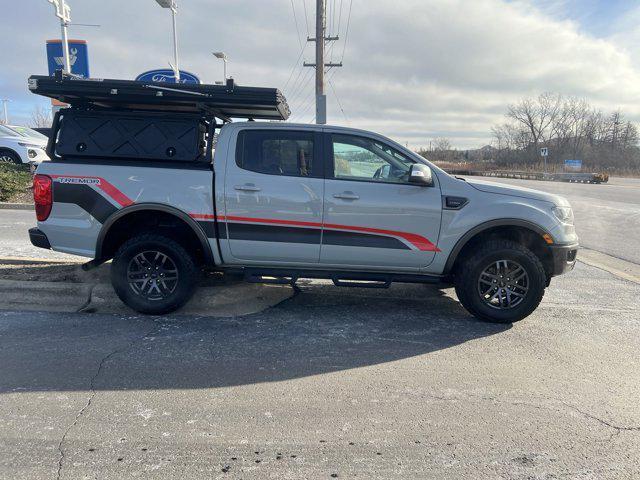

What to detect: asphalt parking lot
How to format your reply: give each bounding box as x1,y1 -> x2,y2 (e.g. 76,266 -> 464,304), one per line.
1,261 -> 639,479
1,177 -> 639,478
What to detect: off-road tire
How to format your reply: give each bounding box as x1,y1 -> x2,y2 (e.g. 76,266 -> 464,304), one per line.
454,239 -> 546,323
111,234 -> 199,315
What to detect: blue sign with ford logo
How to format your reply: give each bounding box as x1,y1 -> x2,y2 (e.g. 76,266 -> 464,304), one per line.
135,69 -> 201,84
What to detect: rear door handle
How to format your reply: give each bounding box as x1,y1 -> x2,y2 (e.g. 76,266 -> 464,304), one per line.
333,192 -> 359,200
234,184 -> 261,192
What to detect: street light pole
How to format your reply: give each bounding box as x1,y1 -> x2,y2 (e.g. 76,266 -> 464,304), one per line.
170,4 -> 180,82
155,0 -> 180,82
1,99 -> 9,124
212,52 -> 228,82
46,0 -> 72,73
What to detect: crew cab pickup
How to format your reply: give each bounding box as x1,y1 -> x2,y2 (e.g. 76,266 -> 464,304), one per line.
28,73 -> 578,323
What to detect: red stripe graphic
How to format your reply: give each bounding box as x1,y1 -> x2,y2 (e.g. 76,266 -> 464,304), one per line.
193,214 -> 440,252
51,175 -> 133,207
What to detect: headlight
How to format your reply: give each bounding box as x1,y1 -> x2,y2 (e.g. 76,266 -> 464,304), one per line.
552,206 -> 574,225
18,142 -> 43,149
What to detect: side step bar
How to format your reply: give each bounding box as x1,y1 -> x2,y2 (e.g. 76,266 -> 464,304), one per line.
242,268 -> 443,288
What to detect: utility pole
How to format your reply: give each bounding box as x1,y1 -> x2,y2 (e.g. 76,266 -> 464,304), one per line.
314,0 -> 326,124
304,0 -> 342,124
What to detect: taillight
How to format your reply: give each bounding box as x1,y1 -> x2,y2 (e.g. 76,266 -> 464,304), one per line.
33,174 -> 52,221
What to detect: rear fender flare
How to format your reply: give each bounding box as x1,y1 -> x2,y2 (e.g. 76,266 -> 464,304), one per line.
95,203 -> 215,266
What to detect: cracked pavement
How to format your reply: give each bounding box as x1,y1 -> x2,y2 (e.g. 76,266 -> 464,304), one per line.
1,261 -> 639,479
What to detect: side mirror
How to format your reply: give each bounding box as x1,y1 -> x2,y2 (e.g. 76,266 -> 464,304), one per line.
408,163 -> 434,187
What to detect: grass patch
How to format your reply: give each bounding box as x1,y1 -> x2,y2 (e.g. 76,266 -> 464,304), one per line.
0,163 -> 32,202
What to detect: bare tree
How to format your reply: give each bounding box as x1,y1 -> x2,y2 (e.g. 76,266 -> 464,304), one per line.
491,93 -> 640,173
507,92 -> 562,160
30,105 -> 52,128
433,137 -> 451,152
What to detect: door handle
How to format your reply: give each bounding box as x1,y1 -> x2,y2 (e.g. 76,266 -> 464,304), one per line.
333,192 -> 359,200
234,184 -> 261,192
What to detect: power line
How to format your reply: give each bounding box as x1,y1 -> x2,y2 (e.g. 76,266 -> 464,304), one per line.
290,0 -> 304,49
340,0 -> 353,62
288,67 -> 315,108
302,0 -> 310,37
283,42 -> 307,91
336,0 -> 344,36
328,75 -> 349,124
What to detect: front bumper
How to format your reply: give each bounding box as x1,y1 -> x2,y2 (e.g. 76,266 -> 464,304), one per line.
29,228 -> 51,250
549,242 -> 578,276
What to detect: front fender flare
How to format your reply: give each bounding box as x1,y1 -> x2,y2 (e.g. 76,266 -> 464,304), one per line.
442,218 -> 551,274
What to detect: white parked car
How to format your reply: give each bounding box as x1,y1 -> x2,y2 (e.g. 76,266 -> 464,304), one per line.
0,124 -> 50,165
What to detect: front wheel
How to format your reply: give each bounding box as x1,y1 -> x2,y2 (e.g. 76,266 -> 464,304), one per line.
0,150 -> 21,164
454,239 -> 546,323
111,234 -> 199,315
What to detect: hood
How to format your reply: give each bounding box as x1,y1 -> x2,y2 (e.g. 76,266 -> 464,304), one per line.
2,136 -> 47,147
465,178 -> 569,206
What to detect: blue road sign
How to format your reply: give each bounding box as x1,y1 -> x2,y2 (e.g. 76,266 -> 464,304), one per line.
135,69 -> 201,84
564,159 -> 582,171
46,40 -> 90,77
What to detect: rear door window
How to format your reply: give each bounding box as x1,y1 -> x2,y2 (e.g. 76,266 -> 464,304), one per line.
236,130 -> 318,177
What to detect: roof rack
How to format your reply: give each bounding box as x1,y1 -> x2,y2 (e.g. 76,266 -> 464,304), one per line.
28,71 -> 290,122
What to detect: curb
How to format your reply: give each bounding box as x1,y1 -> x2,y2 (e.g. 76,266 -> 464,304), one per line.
0,203 -> 33,210
0,279 -> 294,316
577,248 -> 640,284
0,257 -> 83,265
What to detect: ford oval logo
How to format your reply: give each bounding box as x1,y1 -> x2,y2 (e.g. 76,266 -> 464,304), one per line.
135,69 -> 201,84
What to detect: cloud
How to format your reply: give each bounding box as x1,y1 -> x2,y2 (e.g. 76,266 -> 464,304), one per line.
1,0 -> 639,148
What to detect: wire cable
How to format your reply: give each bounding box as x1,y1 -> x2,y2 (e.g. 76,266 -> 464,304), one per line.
341,0 -> 353,62
290,0 -> 304,49
283,42 -> 307,91
302,0 -> 310,38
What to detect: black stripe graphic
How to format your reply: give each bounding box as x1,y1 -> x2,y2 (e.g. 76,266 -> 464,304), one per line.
322,229 -> 410,250
226,222 -> 321,244
197,220 -> 225,239
53,183 -> 117,223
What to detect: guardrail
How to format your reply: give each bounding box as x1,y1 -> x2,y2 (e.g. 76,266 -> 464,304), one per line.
446,169 -> 609,184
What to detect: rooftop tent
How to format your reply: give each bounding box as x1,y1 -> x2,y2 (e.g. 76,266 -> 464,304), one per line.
28,71 -> 290,122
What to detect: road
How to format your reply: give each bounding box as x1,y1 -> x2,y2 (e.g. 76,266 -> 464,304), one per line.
0,209 -> 76,260
1,261 -> 639,479
465,176 -> 640,265
2,176 -> 638,264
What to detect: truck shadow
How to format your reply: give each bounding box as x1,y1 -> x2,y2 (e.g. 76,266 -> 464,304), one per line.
0,283 -> 511,393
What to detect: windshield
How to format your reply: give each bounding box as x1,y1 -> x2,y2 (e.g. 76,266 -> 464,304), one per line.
8,125 -> 48,140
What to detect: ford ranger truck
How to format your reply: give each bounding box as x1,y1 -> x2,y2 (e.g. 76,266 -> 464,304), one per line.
27,74 -> 578,323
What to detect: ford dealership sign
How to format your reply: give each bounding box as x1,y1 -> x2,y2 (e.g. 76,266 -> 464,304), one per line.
135,69 -> 201,84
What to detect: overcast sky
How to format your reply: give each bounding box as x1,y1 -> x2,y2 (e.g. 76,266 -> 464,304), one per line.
2,0 -> 639,149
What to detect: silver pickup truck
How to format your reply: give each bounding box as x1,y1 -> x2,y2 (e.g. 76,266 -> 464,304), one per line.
28,74 -> 578,323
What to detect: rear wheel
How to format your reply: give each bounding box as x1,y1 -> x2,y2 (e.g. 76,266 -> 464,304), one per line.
111,234 -> 199,314
454,239 -> 546,323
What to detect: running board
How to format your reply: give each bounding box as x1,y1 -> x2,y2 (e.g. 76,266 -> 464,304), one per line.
242,268 -> 443,287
